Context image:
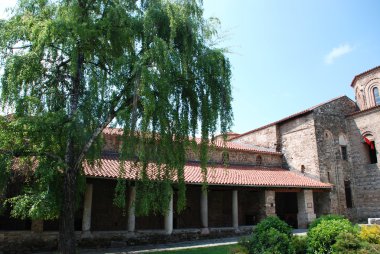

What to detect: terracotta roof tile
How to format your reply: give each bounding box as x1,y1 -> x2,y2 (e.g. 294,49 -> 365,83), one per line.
84,156 -> 331,189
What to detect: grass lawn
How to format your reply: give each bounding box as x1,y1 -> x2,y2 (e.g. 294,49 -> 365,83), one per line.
151,244 -> 238,254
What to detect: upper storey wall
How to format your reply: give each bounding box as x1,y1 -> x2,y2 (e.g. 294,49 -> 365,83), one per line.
278,113 -> 320,179
231,125 -> 279,151
101,132 -> 283,168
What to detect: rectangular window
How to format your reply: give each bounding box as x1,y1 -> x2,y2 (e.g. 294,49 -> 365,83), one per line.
344,181 -> 353,208
341,146 -> 348,160
370,141 -> 378,164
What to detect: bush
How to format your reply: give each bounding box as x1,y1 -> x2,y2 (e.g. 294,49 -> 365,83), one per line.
254,216 -> 293,236
308,214 -> 345,231
293,235 -> 307,254
243,216 -> 294,254
307,218 -> 355,254
359,225 -> 380,244
331,231 -> 362,253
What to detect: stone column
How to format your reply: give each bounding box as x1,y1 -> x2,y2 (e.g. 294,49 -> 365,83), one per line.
128,186 -> 136,232
164,191 -> 173,235
200,189 -> 209,234
31,220 -> 43,233
232,190 -> 239,229
262,190 -> 276,217
297,189 -> 316,229
82,183 -> 93,237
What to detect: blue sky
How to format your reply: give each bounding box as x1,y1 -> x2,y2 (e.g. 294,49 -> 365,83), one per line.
1,1 -> 380,134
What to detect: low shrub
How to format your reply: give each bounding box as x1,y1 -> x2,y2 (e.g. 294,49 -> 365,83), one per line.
359,225 -> 380,244
307,218 -> 355,254
254,216 -> 293,236
331,231 -> 362,253
293,235 -> 307,254
242,216 -> 294,254
308,214 -> 345,231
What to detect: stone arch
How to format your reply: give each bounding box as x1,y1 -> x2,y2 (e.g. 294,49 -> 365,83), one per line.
364,79 -> 380,108
362,131 -> 377,164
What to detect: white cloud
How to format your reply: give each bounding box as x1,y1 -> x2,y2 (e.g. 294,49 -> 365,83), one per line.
324,44 -> 354,64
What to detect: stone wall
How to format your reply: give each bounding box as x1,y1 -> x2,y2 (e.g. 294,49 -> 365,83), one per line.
232,125 -> 279,150
278,113 -> 320,177
186,147 -> 283,167
313,96 -> 357,216
347,107 -> 380,221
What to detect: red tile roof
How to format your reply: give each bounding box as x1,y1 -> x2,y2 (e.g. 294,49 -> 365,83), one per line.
84,156 -> 331,189
229,96 -> 350,141
351,66 -> 380,87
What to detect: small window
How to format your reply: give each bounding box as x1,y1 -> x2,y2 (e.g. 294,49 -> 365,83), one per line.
364,136 -> 377,164
327,171 -> 331,182
341,146 -> 348,160
222,151 -> 229,165
256,155 -> 262,166
344,180 -> 353,208
301,165 -> 305,173
374,87 -> 380,105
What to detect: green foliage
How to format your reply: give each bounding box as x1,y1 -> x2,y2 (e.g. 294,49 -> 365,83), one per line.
242,216 -> 294,254
293,235 -> 307,254
359,225 -> 380,244
331,231 -> 363,254
0,0 -> 233,226
254,216 -> 293,236
307,218 -> 356,254
308,214 -> 345,231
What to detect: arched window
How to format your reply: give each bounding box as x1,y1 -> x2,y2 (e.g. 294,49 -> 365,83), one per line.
256,155 -> 262,166
363,134 -> 377,164
374,87 -> 380,105
222,151 -> 229,165
339,134 -> 348,161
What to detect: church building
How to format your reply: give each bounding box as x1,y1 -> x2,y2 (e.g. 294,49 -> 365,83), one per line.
1,66 -> 380,250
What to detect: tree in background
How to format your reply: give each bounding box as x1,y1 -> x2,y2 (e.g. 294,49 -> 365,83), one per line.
0,0 -> 233,253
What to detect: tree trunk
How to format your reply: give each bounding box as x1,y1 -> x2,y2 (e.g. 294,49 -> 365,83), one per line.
58,160 -> 78,253
58,47 -> 84,253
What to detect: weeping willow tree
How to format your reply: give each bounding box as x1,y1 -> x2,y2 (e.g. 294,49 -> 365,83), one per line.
0,0 -> 232,252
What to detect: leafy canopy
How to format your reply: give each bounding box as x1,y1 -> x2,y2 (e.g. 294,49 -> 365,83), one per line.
0,0 -> 233,219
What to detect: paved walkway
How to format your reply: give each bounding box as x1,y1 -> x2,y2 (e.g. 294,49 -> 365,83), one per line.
78,229 -> 307,254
